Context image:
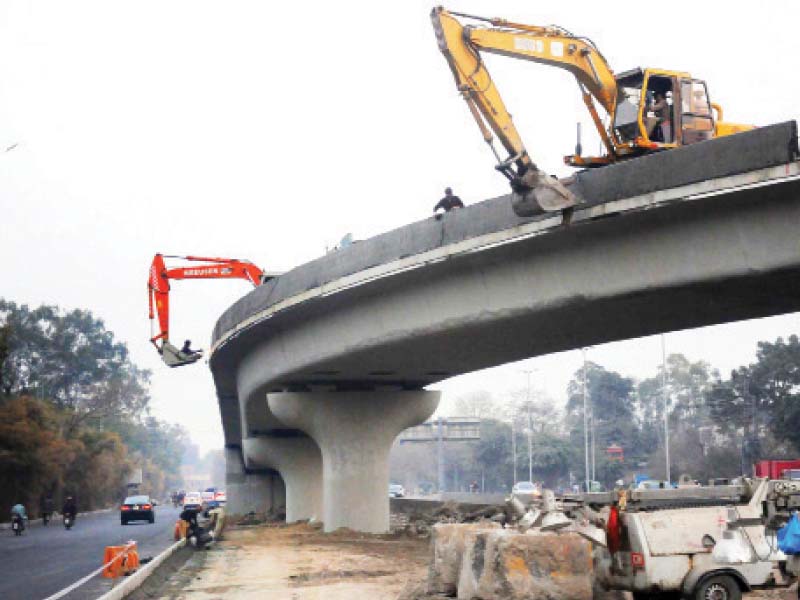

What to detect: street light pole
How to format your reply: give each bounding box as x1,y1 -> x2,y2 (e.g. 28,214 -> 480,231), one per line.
511,413 -> 517,486
522,369 -> 535,483
582,347 -> 590,491
661,334 -> 671,483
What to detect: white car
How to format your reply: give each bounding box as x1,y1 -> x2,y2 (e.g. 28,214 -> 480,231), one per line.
388,484 -> 406,498
512,481 -> 540,496
183,492 -> 203,511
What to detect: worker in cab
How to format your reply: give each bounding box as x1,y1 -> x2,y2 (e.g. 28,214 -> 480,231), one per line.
649,91 -> 672,143
181,340 -> 200,357
433,187 -> 464,216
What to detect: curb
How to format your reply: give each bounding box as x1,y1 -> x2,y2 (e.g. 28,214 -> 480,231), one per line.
96,539 -> 187,600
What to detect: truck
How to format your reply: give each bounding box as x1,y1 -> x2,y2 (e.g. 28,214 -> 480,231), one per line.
591,479 -> 798,600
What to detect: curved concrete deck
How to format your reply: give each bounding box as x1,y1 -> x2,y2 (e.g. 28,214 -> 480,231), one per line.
211,123 -> 800,530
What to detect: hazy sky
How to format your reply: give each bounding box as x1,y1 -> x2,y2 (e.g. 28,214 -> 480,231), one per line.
1,1 -> 798,452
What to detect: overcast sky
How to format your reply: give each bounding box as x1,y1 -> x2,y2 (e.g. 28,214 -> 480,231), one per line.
1,1 -> 798,452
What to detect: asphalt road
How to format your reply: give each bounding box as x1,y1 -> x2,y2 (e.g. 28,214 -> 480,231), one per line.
0,505 -> 182,600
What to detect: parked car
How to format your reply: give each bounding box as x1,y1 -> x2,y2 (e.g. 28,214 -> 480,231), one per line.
512,481 -> 540,496
200,487 -> 227,515
635,479 -> 674,490
200,488 -> 215,509
388,484 -> 406,498
120,494 -> 155,525
183,492 -> 203,511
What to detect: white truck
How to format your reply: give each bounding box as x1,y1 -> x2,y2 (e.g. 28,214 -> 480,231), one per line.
590,479 -> 799,600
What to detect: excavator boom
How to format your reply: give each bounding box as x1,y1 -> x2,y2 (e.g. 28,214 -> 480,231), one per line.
148,253 -> 268,368
431,7 -> 754,216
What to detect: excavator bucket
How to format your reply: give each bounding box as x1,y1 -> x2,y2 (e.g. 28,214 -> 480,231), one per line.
511,169 -> 579,217
160,342 -> 203,368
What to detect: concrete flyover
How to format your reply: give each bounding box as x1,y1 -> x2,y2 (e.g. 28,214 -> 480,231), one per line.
210,122 -> 800,532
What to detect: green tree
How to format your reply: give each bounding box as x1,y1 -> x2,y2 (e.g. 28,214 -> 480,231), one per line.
707,335 -> 800,462
566,362 -> 636,486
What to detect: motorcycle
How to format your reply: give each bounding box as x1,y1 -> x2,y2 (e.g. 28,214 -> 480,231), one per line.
63,514 -> 74,530
11,514 -> 25,536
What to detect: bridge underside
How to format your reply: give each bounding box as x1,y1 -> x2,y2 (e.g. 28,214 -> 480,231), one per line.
211,122 -> 800,531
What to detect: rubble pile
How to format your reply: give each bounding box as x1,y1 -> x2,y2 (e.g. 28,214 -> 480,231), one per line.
428,524 -> 594,600
422,490 -> 607,599
393,501 -> 512,537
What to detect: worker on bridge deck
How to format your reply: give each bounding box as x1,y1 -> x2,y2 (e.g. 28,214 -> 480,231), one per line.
433,187 -> 464,216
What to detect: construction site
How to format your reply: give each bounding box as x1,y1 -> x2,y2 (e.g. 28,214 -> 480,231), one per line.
3,2 -> 800,600
139,5 -> 800,600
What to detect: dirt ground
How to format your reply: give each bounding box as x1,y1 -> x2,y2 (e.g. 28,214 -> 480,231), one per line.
152,522 -> 798,600
154,522 -> 431,600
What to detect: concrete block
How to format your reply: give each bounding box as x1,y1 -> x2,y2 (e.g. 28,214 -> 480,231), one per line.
459,529 -> 593,600
428,522 -> 501,596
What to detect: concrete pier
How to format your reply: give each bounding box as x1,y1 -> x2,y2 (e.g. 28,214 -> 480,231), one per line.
224,446 -> 285,517
242,435 -> 323,523
268,391 -> 440,533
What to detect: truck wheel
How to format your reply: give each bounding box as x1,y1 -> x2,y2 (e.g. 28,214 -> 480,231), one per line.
693,575 -> 741,600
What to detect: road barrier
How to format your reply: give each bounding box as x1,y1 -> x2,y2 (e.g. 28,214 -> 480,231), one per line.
41,541 -> 139,600
95,539 -> 186,600
102,542 -> 140,578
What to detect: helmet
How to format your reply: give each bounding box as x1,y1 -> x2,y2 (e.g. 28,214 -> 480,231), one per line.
444,187 -> 452,195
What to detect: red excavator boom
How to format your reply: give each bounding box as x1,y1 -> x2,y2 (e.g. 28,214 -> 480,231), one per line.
148,253 -> 266,367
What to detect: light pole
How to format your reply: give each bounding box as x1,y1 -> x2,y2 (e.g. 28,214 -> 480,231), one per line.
511,410 -> 517,486
582,347 -> 590,491
661,334 -> 671,483
521,369 -> 536,482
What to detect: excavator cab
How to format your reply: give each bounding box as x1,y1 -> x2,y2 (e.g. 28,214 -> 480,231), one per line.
613,68 -> 716,151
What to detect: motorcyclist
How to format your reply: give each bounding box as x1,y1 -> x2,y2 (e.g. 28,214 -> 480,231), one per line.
62,496 -> 77,521
10,503 -> 27,533
10,503 -> 27,520
40,494 -> 54,524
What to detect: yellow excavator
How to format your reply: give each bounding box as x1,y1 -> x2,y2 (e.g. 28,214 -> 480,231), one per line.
431,7 -> 754,216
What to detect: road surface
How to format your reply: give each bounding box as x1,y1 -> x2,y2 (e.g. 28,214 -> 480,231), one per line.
0,505 -> 182,600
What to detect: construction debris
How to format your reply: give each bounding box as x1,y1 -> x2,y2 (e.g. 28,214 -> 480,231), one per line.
428,522 -> 502,595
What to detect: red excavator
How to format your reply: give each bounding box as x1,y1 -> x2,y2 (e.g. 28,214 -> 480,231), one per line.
148,253 -> 272,367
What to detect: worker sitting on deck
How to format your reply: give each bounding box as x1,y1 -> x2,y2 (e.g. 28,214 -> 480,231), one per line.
433,187 -> 464,216
181,340 -> 200,357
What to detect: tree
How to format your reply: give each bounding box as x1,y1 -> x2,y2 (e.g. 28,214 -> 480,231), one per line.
0,300 -> 152,431
0,323 -> 10,397
452,390 -> 495,418
707,335 -> 800,461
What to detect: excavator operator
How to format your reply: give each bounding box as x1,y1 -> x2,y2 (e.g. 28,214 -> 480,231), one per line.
181,340 -> 200,357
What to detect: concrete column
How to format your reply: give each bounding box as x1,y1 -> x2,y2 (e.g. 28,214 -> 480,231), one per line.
242,435 -> 323,523
268,390 -> 440,533
225,446 -> 279,517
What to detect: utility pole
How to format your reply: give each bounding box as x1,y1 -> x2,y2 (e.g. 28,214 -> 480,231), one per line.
582,347 -> 590,491
511,413 -> 517,486
591,401 -> 596,483
522,369 -> 535,482
661,334 -> 671,483
437,417 -> 445,493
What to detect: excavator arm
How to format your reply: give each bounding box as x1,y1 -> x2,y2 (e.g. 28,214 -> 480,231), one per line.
431,7 -> 622,215
148,253 -> 267,368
